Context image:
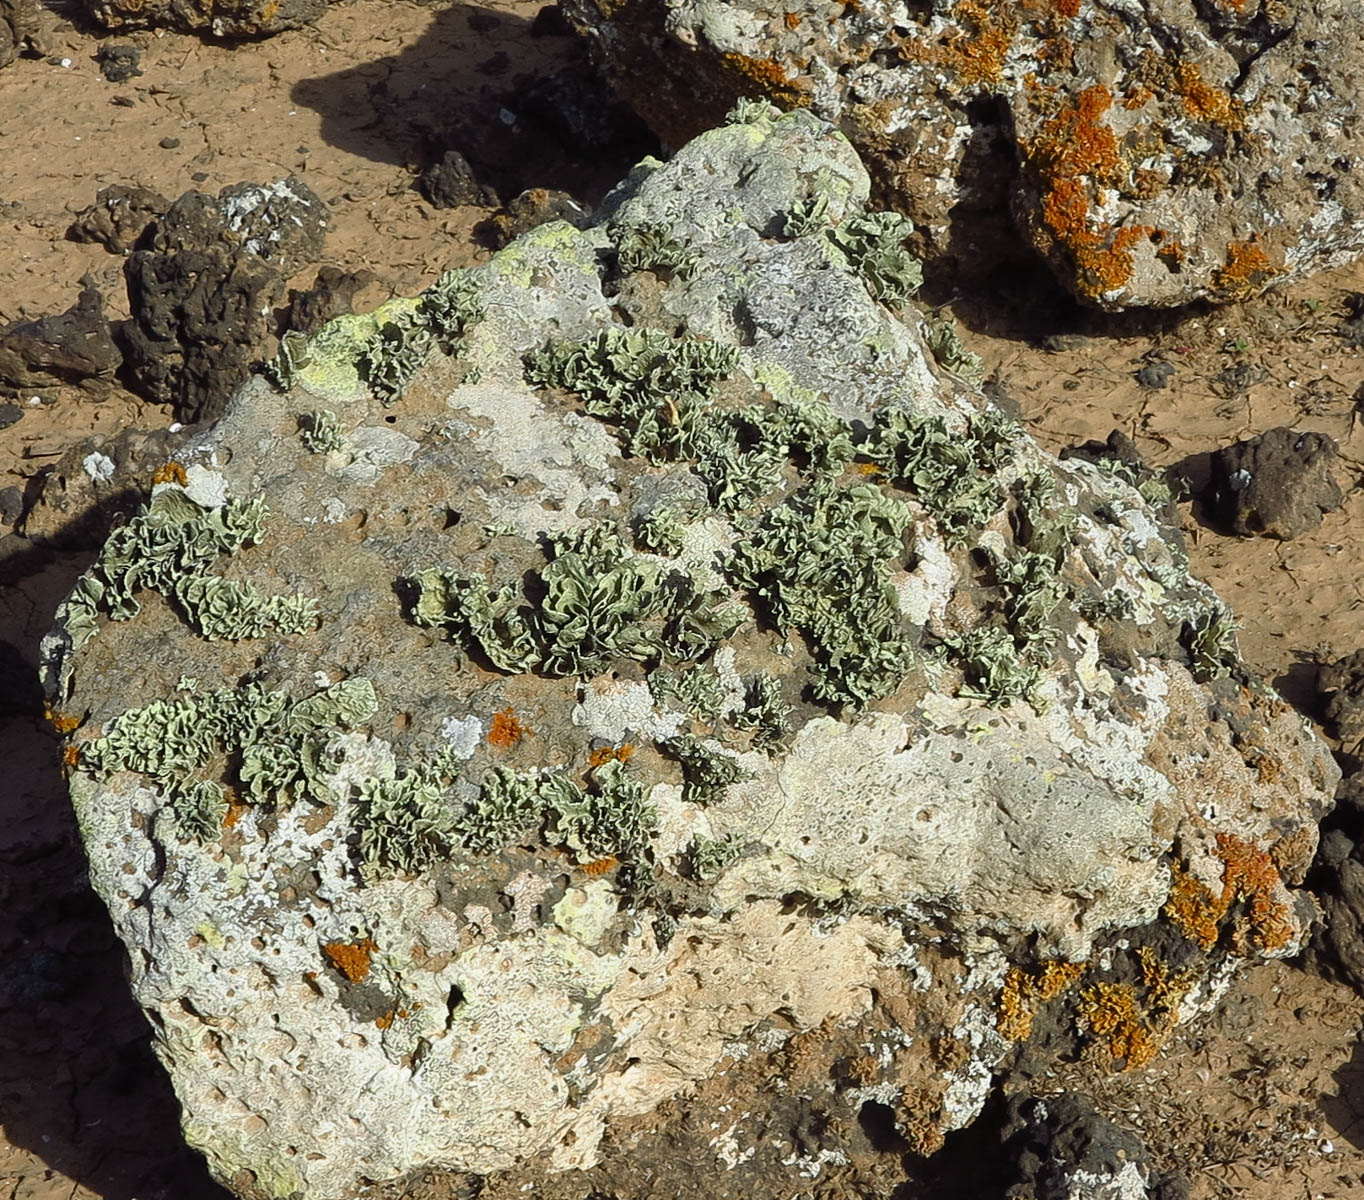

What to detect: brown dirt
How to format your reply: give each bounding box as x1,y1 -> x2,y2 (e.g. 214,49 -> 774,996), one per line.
2,2 -> 1364,1199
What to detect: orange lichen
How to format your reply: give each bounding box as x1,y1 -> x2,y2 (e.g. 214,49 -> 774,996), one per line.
720,52 -> 810,106
1165,833 -> 1295,953
44,701 -> 82,735
375,1010 -> 395,1030
784,11 -> 800,29
996,959 -> 1087,1041
1122,83 -> 1154,110
1078,981 -> 1162,1068
580,855 -> 620,877
487,708 -> 525,748
152,461 -> 188,487
1174,61 -> 1243,129
1216,831 -> 1295,951
222,793 -> 249,830
1212,238 -> 1282,300
588,744 -> 634,768
1164,864 -> 1222,950
62,744 -> 81,769
1021,84 -> 1162,297
1051,0 -> 1081,14
936,0 -> 1018,88
1138,945 -> 1193,1024
322,937 -> 377,984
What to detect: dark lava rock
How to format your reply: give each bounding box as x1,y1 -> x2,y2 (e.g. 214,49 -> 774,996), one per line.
284,266 -> 381,337
480,187 -> 589,249
82,0 -> 327,37
1210,426 -> 1343,539
1135,360 -> 1174,389
0,484 -> 22,526
0,277 -> 121,392
0,401 -> 21,429
1001,1093 -> 1183,1200
530,3 -> 573,37
120,177 -> 327,423
1320,649 -> 1364,747
68,183 -> 170,254
0,0 -> 41,69
418,149 -> 499,211
95,41 -> 141,82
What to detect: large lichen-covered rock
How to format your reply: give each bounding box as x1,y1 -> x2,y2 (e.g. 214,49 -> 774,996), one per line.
47,106 -> 1335,1199
563,0 -> 1364,310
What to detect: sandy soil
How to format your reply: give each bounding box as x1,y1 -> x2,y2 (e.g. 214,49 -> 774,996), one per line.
1,1 -> 1363,1198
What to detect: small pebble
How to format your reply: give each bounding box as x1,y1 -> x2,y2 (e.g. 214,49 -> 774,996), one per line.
159,136 -> 181,150
1135,360 -> 1174,389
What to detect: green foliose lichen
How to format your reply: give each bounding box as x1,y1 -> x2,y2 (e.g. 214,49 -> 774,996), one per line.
359,307 -> 435,407
419,268 -> 485,348
635,505 -> 688,556
922,315 -> 986,383
56,484 -> 313,650
166,779 -> 228,843
524,327 -> 742,463
80,678 -> 379,836
862,406 -> 1018,545
412,523 -> 746,678
613,221 -> 700,280
663,734 -> 754,804
1183,604 -> 1242,681
940,625 -> 1045,709
730,673 -> 791,752
456,760 -> 657,866
731,478 -> 914,709
689,832 -> 744,880
356,767 -> 457,875
298,409 -> 344,454
825,211 -> 923,307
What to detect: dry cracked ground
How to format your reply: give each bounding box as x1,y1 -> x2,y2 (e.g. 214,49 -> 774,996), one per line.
2,1 -> 1364,1198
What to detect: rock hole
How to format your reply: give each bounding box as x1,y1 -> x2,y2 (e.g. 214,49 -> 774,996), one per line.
858,1100 -> 909,1153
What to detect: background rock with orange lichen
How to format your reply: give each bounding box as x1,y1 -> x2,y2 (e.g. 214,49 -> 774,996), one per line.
80,0 -> 331,37
564,0 -> 1364,310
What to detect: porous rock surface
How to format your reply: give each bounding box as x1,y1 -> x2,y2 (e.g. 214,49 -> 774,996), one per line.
564,0 -> 1364,309
81,0 -> 328,37
47,107 -> 1336,1199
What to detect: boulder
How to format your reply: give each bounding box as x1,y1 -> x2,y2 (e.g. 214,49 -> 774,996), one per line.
563,0 -> 1364,309
0,277 -> 122,392
120,178 -> 328,424
0,0 -> 40,68
68,184 -> 171,255
1210,426 -> 1344,539
45,106 -> 1335,1199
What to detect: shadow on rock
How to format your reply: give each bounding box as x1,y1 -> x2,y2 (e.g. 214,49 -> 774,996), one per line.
291,2 -> 656,209
0,536 -> 231,1200
1323,1035 -> 1364,1154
